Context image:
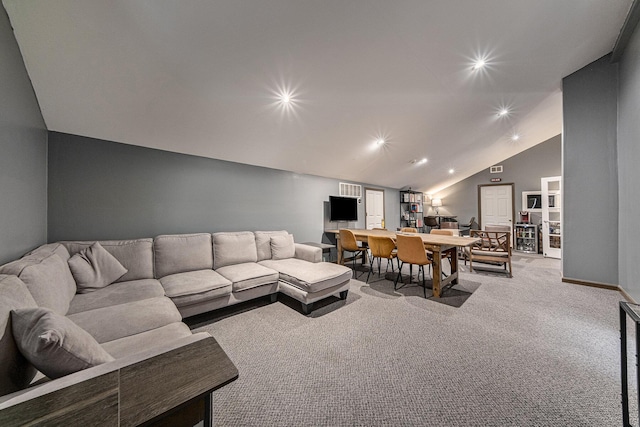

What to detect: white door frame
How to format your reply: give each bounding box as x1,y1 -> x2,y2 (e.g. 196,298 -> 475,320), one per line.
478,183 -> 515,231
365,188 -> 385,229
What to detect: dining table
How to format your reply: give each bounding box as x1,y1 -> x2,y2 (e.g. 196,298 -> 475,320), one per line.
326,228 -> 480,298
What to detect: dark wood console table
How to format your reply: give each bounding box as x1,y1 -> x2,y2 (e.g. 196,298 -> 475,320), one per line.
0,334 -> 238,427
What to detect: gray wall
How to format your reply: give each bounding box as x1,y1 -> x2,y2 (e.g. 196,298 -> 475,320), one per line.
0,6 -> 47,264
618,20 -> 640,299
48,132 -> 400,244
430,135 -> 561,230
562,55 -> 619,286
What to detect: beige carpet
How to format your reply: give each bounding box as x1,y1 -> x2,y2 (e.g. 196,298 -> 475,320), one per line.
188,254 -> 636,426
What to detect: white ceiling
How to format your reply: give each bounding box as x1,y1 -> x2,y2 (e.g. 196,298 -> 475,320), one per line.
3,0 -> 632,194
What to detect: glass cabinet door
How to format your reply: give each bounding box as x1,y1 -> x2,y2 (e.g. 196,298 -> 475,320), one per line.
541,176 -> 561,259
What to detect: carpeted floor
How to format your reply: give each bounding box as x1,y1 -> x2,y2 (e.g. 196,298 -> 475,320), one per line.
188,254 -> 637,426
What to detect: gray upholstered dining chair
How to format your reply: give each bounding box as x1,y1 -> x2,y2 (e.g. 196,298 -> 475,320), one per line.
459,217 -> 477,236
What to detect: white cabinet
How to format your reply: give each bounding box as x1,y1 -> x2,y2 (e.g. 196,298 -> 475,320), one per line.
541,176 -> 561,259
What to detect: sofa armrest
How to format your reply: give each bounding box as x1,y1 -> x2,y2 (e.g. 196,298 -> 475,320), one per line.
0,332 -> 238,426
294,243 -> 322,263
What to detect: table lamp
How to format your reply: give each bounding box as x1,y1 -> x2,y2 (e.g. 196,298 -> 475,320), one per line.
431,198 -> 442,215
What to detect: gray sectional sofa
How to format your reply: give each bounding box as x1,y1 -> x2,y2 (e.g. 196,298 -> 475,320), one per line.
0,230 -> 352,425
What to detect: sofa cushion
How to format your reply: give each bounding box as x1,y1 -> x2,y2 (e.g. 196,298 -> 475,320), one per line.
271,234 -> 295,260
100,322 -> 193,359
260,259 -> 352,293
68,242 -> 128,293
62,239 -> 154,282
27,242 -> 71,261
216,262 -> 279,292
170,286 -> 232,308
254,230 -> 288,261
154,233 -> 213,278
67,297 -> 181,344
0,251 -> 76,315
11,307 -> 114,379
67,279 -> 165,315
213,232 -> 258,269
160,269 -> 231,298
0,275 -> 39,396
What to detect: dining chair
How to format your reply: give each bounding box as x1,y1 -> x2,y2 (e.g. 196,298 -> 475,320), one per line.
459,216 -> 476,236
339,229 -> 366,278
394,234 -> 431,298
366,235 -> 398,283
400,227 -> 418,233
424,216 -> 439,232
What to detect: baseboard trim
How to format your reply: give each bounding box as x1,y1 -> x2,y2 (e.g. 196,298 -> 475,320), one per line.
562,277 -> 636,303
618,287 -> 637,304
562,277 -> 618,290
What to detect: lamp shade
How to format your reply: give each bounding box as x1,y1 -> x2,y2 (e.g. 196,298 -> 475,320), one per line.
431,198 -> 442,207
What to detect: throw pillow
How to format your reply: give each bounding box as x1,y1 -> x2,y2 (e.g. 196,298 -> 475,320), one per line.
68,242 -> 128,293
11,307 -> 114,379
270,234 -> 296,260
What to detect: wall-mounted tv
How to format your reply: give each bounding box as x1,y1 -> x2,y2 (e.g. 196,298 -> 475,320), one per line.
329,196 -> 358,222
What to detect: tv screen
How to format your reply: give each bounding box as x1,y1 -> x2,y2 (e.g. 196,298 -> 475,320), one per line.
329,196 -> 358,221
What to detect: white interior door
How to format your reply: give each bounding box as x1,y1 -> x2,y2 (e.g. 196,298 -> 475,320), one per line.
480,185 -> 513,229
365,189 -> 384,229
541,176 -> 562,259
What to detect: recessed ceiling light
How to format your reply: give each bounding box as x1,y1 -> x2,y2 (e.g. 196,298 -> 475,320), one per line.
448,168 -> 455,174
376,138 -> 385,145
511,133 -> 520,141
419,158 -> 428,165
472,59 -> 486,70
498,108 -> 509,117
279,91 -> 292,105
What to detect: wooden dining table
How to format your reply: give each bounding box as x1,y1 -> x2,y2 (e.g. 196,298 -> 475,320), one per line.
326,228 -> 480,298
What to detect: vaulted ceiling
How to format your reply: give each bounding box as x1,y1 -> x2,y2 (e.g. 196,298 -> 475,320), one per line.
3,0 -> 632,193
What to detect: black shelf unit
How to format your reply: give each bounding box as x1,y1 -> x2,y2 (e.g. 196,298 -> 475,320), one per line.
399,190 -> 424,231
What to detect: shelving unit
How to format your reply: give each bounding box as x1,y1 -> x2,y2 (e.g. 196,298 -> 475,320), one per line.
515,223 -> 538,253
400,190 -> 423,230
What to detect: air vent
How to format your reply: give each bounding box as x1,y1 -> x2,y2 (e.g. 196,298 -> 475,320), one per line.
339,182 -> 362,198
490,165 -> 503,174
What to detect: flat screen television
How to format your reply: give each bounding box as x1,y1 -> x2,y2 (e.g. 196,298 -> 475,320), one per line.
329,196 -> 358,221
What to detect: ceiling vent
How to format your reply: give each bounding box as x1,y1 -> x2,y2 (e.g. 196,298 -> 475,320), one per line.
490,165 -> 503,174
339,182 -> 362,198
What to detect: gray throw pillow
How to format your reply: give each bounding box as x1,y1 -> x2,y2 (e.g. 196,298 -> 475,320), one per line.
11,307 -> 115,379
271,234 -> 296,260
68,242 -> 128,293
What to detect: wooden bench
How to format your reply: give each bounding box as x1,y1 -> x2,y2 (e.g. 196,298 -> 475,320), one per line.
468,230 -> 512,277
